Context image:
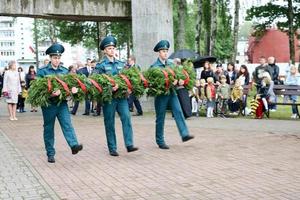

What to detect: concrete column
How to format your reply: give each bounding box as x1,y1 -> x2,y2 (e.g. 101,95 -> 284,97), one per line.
131,0 -> 174,69
131,0 -> 174,111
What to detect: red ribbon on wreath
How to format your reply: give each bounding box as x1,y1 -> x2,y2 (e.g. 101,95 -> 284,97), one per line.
54,76 -> 70,96
47,78 -> 52,93
161,69 -> 169,90
74,77 -> 87,94
119,74 -> 133,92
182,69 -> 190,85
89,78 -> 103,93
139,73 -> 149,88
166,67 -> 175,79
103,74 -> 116,86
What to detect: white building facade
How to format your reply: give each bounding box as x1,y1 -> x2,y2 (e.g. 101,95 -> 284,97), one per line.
0,17 -> 90,71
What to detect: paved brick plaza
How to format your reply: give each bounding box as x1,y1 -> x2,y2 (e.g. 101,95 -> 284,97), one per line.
0,102 -> 300,200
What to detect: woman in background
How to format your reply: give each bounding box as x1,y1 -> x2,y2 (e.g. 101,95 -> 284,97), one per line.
284,65 -> 300,119
25,65 -> 37,112
227,62 -> 237,85
2,60 -> 21,120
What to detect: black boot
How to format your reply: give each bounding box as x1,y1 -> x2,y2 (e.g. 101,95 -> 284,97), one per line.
182,135 -> 194,142
127,146 -> 139,152
109,151 -> 119,156
158,144 -> 170,149
71,144 -> 83,154
47,156 -> 55,163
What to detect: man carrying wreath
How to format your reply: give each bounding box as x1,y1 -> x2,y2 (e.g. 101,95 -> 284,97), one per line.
150,40 -> 194,150
93,36 -> 138,157
37,43 -> 83,163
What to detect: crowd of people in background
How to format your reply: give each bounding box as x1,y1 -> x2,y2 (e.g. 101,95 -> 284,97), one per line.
191,56 -> 300,119
0,55 -> 300,121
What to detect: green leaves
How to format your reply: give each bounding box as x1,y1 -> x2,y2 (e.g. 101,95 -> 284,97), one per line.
246,1 -> 300,34
144,67 -> 176,97
27,66 -> 197,106
120,67 -> 146,98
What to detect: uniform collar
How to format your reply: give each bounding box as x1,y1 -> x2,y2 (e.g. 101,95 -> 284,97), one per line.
47,63 -> 64,71
156,58 -> 171,67
104,56 -> 117,64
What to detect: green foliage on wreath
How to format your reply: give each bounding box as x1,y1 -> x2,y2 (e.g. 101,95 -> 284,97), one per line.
144,67 -> 175,97
120,67 -> 146,98
88,74 -> 113,103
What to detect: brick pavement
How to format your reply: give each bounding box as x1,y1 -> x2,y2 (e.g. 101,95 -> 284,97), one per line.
0,128 -> 59,200
0,102 -> 300,199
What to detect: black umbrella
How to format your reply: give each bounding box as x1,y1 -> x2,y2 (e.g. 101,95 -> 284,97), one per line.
193,56 -> 217,68
169,49 -> 199,59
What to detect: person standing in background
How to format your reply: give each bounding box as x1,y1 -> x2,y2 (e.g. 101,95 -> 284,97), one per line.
126,55 -> 143,116
25,65 -> 37,112
267,56 -> 280,111
2,60 -> 21,121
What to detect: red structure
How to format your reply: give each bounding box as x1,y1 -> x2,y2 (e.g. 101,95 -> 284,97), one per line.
247,29 -> 299,63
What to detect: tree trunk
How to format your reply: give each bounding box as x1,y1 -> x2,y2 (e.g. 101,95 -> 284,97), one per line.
97,22 -> 106,60
287,0 -> 295,64
232,0 -> 240,62
195,0 -> 202,54
209,0 -> 217,56
49,20 -> 57,44
203,0 -> 211,55
176,0 -> 187,50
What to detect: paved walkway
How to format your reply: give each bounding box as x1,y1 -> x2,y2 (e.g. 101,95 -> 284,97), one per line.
0,129 -> 59,200
0,102 -> 300,199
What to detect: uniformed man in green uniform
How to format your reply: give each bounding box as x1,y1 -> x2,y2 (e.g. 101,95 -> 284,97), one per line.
150,40 -> 194,149
94,36 -> 138,156
37,43 -> 83,163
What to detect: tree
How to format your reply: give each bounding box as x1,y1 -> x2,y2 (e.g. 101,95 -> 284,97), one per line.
209,0 -> 217,56
246,0 -> 300,63
108,21 -> 132,59
176,0 -> 187,49
33,19 -> 132,60
231,0 -> 240,62
35,19 -> 59,44
202,0 -> 211,55
194,0 -> 202,54
214,0 -> 233,61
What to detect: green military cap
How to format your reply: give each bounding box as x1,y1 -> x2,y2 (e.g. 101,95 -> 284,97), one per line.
153,40 -> 170,52
45,43 -> 65,56
100,36 -> 117,50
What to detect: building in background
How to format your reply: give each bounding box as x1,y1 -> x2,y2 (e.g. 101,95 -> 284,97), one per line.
247,29 -> 299,63
0,17 -> 90,71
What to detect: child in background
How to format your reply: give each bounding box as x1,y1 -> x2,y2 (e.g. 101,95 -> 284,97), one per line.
258,72 -> 275,111
228,78 -> 243,114
254,72 -> 275,118
216,75 -> 230,117
199,79 -> 207,111
205,77 -> 216,118
18,81 -> 28,113
284,65 -> 300,118
191,79 -> 201,117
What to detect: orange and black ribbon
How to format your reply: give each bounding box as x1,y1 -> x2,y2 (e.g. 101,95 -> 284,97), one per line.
166,67 -> 175,79
182,69 -> 190,85
89,78 -> 103,93
74,77 -> 87,94
54,77 -> 70,96
161,69 -> 169,90
47,78 -> 52,93
103,74 -> 116,86
139,73 -> 149,88
119,74 -> 133,92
